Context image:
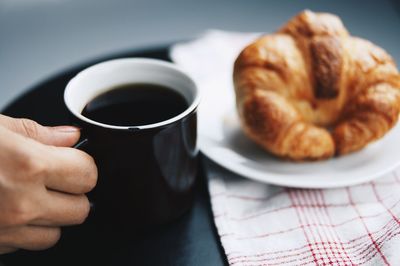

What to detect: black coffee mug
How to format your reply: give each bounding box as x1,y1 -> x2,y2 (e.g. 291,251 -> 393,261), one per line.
64,58 -> 200,230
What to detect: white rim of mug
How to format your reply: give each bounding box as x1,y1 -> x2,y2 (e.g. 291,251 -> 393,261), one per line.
64,58 -> 200,130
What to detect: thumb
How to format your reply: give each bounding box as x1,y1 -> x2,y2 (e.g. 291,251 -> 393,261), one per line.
0,115 -> 80,147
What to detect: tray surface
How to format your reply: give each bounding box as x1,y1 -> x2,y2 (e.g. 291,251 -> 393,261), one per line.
0,46 -> 226,266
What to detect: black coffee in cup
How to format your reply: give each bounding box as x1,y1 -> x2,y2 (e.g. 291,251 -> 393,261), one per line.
64,58 -> 199,233
81,83 -> 188,126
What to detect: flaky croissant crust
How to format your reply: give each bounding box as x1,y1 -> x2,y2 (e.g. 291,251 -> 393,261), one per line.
234,10 -> 400,160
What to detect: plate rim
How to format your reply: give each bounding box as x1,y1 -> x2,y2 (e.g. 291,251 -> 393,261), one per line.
200,143 -> 400,188
199,109 -> 400,189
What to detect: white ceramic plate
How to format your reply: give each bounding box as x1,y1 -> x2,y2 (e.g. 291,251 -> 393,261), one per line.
171,30 -> 400,188
198,101 -> 400,189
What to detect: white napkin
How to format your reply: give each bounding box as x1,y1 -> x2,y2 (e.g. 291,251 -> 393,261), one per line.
170,30 -> 400,266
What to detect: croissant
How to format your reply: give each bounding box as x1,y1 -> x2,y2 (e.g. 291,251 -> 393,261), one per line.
233,10 -> 400,161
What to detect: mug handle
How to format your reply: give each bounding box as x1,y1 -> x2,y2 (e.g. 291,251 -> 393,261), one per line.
73,137 -> 96,214
73,138 -> 89,150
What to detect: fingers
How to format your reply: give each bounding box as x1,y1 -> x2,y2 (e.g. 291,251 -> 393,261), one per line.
0,116 -> 95,253
43,146 -> 98,194
0,225 -> 61,251
31,191 -> 91,226
0,125 -> 97,195
0,114 -> 80,147
0,115 -> 96,193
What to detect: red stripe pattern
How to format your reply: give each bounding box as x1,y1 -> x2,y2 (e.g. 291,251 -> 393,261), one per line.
170,30 -> 400,266
206,161 -> 400,266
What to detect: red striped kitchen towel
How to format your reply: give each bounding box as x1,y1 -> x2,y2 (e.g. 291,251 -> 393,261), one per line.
171,30 -> 400,265
204,158 -> 400,266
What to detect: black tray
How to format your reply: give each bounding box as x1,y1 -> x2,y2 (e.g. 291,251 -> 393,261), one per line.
0,46 -> 226,266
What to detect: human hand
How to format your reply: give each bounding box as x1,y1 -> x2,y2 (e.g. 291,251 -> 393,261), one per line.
0,115 -> 97,254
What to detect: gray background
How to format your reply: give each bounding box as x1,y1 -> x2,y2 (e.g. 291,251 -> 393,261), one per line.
1,0 -> 399,110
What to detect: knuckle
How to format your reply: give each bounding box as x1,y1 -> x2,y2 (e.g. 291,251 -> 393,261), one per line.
19,118 -> 40,139
7,199 -> 34,226
17,150 -> 46,180
26,157 -> 47,179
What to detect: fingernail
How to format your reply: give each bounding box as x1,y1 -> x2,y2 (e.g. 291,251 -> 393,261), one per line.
53,126 -> 81,133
